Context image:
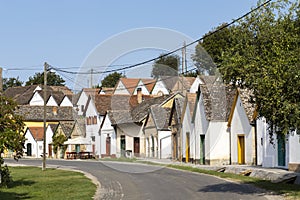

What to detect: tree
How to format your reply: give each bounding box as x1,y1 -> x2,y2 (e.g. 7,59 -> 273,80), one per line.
101,72 -> 124,88
0,95 -> 25,187
52,134 -> 67,159
215,0 -> 300,136
151,54 -> 179,78
3,77 -> 23,90
25,71 -> 65,86
192,23 -> 236,75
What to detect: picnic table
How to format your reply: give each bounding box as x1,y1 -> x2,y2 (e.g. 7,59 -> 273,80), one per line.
66,152 -> 93,159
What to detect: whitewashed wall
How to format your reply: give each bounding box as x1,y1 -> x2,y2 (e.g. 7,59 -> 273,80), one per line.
24,129 -> 37,157
158,131 -> 172,159
114,81 -> 130,95
47,96 -> 58,106
230,96 -> 253,165
76,91 -> 88,115
193,95 -> 209,161
29,92 -> 44,106
190,77 -> 203,93
289,132 -> 300,165
60,96 -> 73,107
206,122 -> 230,165
85,98 -> 101,156
151,78 -> 169,95
181,104 -> 195,161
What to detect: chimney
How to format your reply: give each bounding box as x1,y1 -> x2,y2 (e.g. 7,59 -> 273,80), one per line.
52,106 -> 58,115
0,67 -> 3,92
137,88 -> 142,104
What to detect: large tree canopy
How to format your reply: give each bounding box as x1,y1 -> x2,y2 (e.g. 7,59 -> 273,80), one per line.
25,71 -> 65,86
101,72 -> 125,88
199,0 -> 299,135
0,94 -> 25,186
3,77 -> 23,90
151,54 -> 179,78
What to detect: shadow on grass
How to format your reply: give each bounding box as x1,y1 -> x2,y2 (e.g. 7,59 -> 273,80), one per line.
10,179 -> 35,187
0,179 -> 35,199
0,191 -> 30,200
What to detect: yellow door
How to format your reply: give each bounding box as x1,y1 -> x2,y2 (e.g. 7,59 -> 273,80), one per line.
238,135 -> 245,164
186,132 -> 190,163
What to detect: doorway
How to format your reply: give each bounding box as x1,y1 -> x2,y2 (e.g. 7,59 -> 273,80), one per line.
120,135 -> 126,157
237,135 -> 245,164
48,144 -> 52,158
106,136 -> 111,156
27,143 -> 32,156
277,134 -> 286,167
200,135 -> 205,164
172,133 -> 178,160
186,132 -> 190,162
134,137 -> 140,157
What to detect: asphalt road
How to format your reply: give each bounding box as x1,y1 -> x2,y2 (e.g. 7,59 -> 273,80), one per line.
4,159 -> 272,200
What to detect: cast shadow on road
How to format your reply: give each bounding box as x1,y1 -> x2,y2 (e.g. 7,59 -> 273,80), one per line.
197,182 -> 267,196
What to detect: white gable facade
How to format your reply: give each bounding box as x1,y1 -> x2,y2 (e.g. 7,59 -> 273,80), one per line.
47,96 -> 58,106
181,103 -> 195,162
29,91 -> 44,106
85,97 -> 101,158
60,96 -> 73,107
24,128 -> 38,158
190,76 -> 203,93
133,80 -> 150,95
100,115 -> 117,158
193,92 -> 230,165
230,96 -> 255,165
76,91 -> 89,115
193,94 -> 209,164
151,78 -> 169,95
114,81 -> 130,95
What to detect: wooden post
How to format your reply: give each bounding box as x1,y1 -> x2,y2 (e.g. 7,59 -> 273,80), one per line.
43,62 -> 48,170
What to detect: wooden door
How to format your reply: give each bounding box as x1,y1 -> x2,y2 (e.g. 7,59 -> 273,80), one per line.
238,135 -> 245,164
134,137 -> 140,157
106,136 -> 111,155
186,132 -> 190,163
200,135 -> 205,164
120,135 -> 126,157
27,143 -> 32,156
48,144 -> 52,158
92,144 -> 95,154
172,133 -> 178,160
277,134 -> 286,166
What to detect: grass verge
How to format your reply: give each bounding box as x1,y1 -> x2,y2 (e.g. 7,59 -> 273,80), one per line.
166,164 -> 300,199
0,166 -> 96,200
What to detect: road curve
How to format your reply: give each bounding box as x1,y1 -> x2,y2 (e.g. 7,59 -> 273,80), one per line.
5,159 -> 280,200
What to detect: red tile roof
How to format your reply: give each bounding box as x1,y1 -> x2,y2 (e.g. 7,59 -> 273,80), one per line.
28,127 -> 44,141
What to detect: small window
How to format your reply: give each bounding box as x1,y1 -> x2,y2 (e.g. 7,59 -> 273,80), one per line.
91,136 -> 95,142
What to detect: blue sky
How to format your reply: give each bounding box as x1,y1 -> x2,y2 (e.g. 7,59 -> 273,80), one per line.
0,0 -> 258,89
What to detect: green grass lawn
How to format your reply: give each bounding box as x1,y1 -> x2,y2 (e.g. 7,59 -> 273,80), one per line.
0,167 -> 96,200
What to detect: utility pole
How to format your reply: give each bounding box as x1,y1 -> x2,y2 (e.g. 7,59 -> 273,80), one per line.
182,41 -> 187,74
0,67 -> 3,92
43,62 -> 48,171
90,68 -> 93,88
181,42 -> 187,93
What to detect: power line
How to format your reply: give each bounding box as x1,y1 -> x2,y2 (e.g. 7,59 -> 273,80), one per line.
50,0 -> 272,75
